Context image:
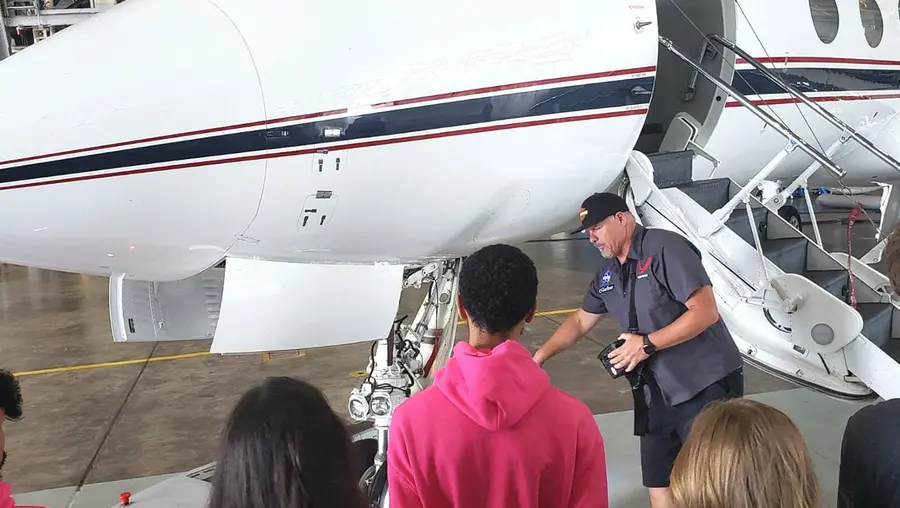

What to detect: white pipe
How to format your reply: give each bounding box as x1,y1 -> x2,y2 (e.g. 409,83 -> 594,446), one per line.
706,141 -> 795,235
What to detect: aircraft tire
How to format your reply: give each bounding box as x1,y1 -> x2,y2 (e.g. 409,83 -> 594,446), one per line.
778,205 -> 803,232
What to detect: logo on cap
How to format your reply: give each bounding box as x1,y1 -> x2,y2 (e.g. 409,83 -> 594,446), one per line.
579,207 -> 588,221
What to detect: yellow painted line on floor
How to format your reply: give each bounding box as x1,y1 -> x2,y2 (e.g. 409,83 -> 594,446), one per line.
13,351 -> 213,377
11,307 -> 578,378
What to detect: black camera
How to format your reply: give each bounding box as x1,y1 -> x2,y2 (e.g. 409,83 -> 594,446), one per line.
597,338 -> 626,379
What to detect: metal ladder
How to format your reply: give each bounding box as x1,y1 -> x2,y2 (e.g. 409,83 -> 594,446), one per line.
659,35 -> 898,244
704,34 -> 900,175
661,34 -> 900,249
658,35 -> 848,241
2,0 -> 40,16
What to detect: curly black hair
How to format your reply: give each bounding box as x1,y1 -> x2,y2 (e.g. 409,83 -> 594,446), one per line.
458,244 -> 539,335
0,369 -> 23,421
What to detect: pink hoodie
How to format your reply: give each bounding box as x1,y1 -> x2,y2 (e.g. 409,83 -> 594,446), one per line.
0,481 -> 45,508
388,340 -> 608,508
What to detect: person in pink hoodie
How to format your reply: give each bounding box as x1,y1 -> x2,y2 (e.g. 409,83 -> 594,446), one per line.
0,368 -> 45,508
387,244 -> 608,508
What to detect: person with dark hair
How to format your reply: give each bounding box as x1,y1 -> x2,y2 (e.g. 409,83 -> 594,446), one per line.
388,244 -> 608,508
0,368 -> 45,508
836,224 -> 900,508
207,376 -> 371,508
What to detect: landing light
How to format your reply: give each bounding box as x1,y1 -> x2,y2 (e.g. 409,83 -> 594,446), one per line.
370,392 -> 392,417
348,394 -> 369,421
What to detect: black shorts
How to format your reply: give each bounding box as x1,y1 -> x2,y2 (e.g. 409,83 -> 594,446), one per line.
639,367 -> 744,488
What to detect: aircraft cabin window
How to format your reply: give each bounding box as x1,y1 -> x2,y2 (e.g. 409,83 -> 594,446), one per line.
809,0 -> 840,44
859,0 -> 884,47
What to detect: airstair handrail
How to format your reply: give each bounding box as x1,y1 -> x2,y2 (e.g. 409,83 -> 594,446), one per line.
706,140 -> 797,233
705,34 -> 900,175
657,35 -> 847,181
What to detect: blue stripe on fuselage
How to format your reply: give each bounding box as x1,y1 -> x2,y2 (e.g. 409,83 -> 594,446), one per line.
732,66 -> 900,96
3,66 -> 898,186
0,76 -> 655,185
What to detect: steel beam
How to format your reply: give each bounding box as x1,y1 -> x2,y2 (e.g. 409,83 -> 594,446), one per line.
5,8 -> 97,26
0,12 -> 9,61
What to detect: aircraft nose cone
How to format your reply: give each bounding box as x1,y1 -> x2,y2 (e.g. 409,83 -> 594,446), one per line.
0,0 -> 265,169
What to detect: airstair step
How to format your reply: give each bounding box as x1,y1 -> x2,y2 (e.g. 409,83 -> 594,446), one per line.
803,270 -> 848,301
648,150 -> 695,188
760,238 -> 808,274
674,178 -> 731,214
725,207 -> 768,246
857,303 -> 894,348
882,339 -> 900,362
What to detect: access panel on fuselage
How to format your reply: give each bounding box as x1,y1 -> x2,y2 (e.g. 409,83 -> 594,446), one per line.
213,0 -> 661,263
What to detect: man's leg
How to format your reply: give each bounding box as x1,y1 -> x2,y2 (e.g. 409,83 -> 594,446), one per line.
639,431 -> 680,508
647,370 -> 743,508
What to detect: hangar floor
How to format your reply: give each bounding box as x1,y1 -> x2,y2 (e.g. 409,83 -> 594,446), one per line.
0,218 -> 884,508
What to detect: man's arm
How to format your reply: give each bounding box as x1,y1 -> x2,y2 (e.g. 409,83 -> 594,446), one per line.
534,271 -> 608,365
534,309 -> 604,365
648,236 -> 720,350
647,285 -> 719,350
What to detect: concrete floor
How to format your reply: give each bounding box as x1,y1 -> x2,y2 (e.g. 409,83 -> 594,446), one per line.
0,218 -> 884,507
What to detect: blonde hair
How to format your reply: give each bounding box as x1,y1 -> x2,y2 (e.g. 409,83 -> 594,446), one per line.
670,398 -> 820,508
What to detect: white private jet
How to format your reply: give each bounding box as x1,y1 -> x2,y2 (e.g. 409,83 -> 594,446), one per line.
2,0 -> 900,505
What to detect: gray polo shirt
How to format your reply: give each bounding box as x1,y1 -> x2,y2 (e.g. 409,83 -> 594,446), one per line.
582,225 -> 743,406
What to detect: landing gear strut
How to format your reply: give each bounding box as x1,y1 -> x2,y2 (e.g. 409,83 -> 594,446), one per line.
348,259 -> 461,507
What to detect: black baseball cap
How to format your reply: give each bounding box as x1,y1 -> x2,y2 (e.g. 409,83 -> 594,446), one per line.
571,192 -> 629,234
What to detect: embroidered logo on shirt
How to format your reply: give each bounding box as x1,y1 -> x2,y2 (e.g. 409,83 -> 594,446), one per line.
637,257 -> 652,279
599,269 -> 614,292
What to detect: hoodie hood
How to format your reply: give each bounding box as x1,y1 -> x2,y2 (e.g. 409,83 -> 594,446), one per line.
0,481 -> 46,508
434,340 -> 551,430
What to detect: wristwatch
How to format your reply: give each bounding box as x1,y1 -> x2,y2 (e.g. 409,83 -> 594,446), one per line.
642,334 -> 657,356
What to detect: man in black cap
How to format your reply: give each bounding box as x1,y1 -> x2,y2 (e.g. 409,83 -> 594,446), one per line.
533,192 -> 743,508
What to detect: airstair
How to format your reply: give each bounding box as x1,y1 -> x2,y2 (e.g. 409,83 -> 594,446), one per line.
0,0 -> 100,55
620,36 -> 900,401
3,0 -> 38,16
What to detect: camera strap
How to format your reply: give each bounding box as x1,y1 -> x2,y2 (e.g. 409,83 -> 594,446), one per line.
627,260 -> 639,335
622,262 -> 649,435
622,243 -> 662,436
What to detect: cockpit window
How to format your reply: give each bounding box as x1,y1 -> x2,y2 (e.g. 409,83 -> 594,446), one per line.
809,0 -> 840,43
859,0 -> 884,47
